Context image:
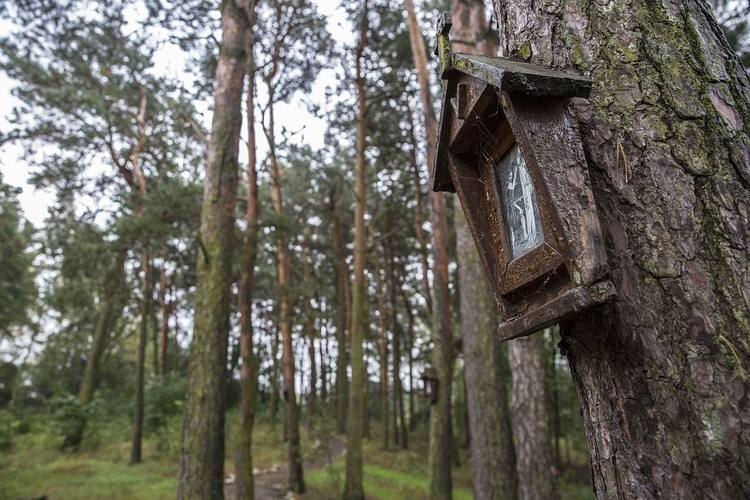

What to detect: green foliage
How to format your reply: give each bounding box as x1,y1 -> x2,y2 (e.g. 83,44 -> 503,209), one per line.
48,391 -> 103,441
144,373 -> 186,453
0,174 -> 36,336
710,0 -> 750,66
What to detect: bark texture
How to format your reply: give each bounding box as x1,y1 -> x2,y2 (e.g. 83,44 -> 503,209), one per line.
332,193 -> 349,435
178,1 -> 245,497
234,2 -> 259,497
493,1 -> 750,497
344,3 -> 368,497
451,1 -> 517,497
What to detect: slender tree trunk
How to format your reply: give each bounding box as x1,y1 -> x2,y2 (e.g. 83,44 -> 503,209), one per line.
404,1 -> 454,497
332,193 -> 349,435
388,239 -> 407,449
406,102 -> 432,315
344,3 -> 369,497
130,251 -> 150,465
401,286 -> 416,431
62,252 -> 126,450
302,228 -> 317,419
265,89 -> 305,493
270,319 -> 280,423
374,242 -> 389,449
234,2 -> 259,497
509,334 -> 558,500
450,1 -> 517,497
494,1 -> 750,497
159,265 -> 169,376
178,1 -> 245,496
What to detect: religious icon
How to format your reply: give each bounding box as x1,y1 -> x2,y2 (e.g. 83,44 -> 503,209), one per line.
496,145 -> 543,259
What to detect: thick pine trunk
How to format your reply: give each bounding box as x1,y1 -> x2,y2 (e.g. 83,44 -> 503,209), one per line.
404,1 -> 454,497
493,1 -> 750,497
450,1 -> 518,497
178,1 -> 245,497
344,4 -> 368,497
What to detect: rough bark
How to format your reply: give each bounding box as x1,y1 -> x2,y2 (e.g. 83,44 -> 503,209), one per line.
178,1 -> 245,497
509,334 -> 558,500
450,1 -> 518,497
404,1 -> 454,497
344,3 -> 368,497
234,2 -> 259,497
493,1 -> 750,497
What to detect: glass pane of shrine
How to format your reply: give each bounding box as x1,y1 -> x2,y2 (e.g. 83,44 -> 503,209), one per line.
496,144 -> 544,259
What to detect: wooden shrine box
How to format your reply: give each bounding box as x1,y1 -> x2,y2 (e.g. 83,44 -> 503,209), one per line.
432,14 -> 616,342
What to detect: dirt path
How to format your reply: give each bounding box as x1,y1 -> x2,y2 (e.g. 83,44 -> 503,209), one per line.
224,436 -> 346,499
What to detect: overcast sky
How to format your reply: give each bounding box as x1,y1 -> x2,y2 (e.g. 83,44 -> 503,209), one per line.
0,0 -> 354,228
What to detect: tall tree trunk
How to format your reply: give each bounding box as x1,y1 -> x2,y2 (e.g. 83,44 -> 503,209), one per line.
509,334 -> 558,500
388,238 -> 407,450
234,2 -> 259,497
332,192 -> 349,435
159,265 -> 169,376
270,318 -> 280,423
374,241 -> 389,449
494,1 -> 750,497
404,1 -> 454,497
302,228 -> 317,418
344,3 -> 369,497
62,251 -> 126,450
178,1 -> 245,496
266,90 -> 304,494
129,80 -> 151,465
401,286 -> 416,431
406,102 -> 432,315
130,251 -> 150,464
450,1 -> 517,497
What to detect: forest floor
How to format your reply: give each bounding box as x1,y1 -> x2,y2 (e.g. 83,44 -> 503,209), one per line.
224,434 -> 347,499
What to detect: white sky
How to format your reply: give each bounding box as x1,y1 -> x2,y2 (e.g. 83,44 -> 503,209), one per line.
0,0 -> 354,228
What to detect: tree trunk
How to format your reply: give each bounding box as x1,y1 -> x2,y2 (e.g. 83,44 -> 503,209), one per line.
388,238 -> 407,450
509,334 -> 558,500
130,251 -> 150,465
266,88 -> 305,494
404,1 -> 454,497
62,251 -> 126,450
158,265 -> 169,376
344,3 -> 369,497
406,102 -> 432,315
374,241 -> 389,449
234,2 -> 259,497
449,1 -> 517,497
493,1 -> 750,497
178,1 -> 245,496
302,228 -> 317,419
332,192 -> 349,435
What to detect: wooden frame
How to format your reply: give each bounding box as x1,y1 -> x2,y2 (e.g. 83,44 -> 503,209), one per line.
432,48 -> 616,342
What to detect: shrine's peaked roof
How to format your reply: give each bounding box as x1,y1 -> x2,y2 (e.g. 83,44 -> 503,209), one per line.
448,53 -> 592,98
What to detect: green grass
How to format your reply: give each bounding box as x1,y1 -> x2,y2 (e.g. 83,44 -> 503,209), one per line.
305,461 -> 474,500
0,456 -> 177,500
